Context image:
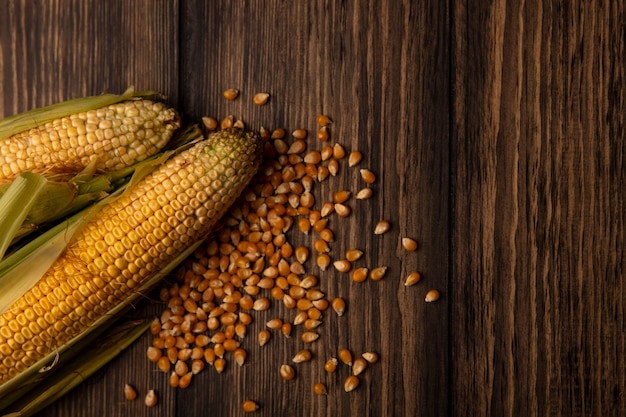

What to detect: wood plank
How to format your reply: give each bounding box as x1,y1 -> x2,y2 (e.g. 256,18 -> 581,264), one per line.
176,1 -> 450,416
451,1 -> 625,415
0,0 -> 180,113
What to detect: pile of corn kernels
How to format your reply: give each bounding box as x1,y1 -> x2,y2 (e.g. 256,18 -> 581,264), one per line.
137,90 -> 438,411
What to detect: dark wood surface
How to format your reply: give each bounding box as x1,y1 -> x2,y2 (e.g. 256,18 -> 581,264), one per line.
0,1 -> 623,416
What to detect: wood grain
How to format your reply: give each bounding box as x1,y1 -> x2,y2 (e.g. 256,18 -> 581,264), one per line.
0,1 -> 623,416
452,1 -> 625,416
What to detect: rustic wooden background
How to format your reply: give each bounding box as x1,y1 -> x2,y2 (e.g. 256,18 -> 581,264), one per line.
0,0 -> 624,416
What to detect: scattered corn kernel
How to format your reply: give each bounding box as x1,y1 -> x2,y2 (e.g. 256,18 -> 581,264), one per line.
317,126 -> 330,142
124,384 -> 137,401
356,187 -> 373,200
242,400 -> 259,412
332,297 -> 346,316
425,289 -> 440,302
292,349 -> 313,363
360,169 -> 376,184
223,88 -> 239,100
344,375 -> 360,392
317,114 -> 332,126
302,331 -> 320,344
351,267 -> 369,283
334,203 -> 351,217
280,364 -> 296,381
345,248 -> 364,262
202,116 -> 218,131
369,266 -> 388,281
362,351 -> 380,364
324,357 -> 338,373
374,220 -> 391,235
405,272 -> 421,286
258,329 -> 271,346
253,92 -> 270,106
333,259 -> 352,273
339,348 -> 353,366
144,390 -> 158,408
313,382 -> 328,395
352,357 -> 368,376
292,128 -> 308,139
402,237 -> 418,252
348,151 -> 362,167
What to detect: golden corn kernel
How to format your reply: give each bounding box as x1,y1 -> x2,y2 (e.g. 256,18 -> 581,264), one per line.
292,349 -> 313,363
374,220 -> 391,235
352,357 -> 368,376
298,217 -> 311,234
355,187 -> 373,200
281,323 -> 292,337
321,145 -> 334,160
360,169 -> 376,184
339,349 -> 353,366
425,289 -> 440,302
293,311 -> 308,325
258,329 -> 271,346
288,139 -> 307,155
124,384 -> 137,401
332,143 -> 345,159
333,259 -> 352,273
147,346 -> 162,362
344,375 -> 360,392
320,201 -> 334,217
316,254 -> 331,271
317,114 -> 332,126
304,318 -> 322,330
334,203 -> 351,217
169,372 -> 180,388
266,318 -> 283,330
145,390 -> 158,407
178,372 -> 193,389
362,351 -> 379,364
301,331 -> 319,344
242,400 -> 259,413
345,249 -> 364,262
351,267 -> 369,283
202,116 -> 218,131
314,382 -> 328,395
253,297 -> 270,311
214,358 -> 226,373
370,266 -> 388,281
324,357 -> 338,373
253,93 -> 270,106
348,151 -> 362,167
280,364 -> 296,381
402,237 -> 418,252
233,119 -> 245,129
223,88 -> 239,100
314,239 -> 330,253
333,190 -> 351,204
405,272 -> 421,286
300,274 -> 317,289
234,348 -> 247,366
271,127 -> 286,139
328,159 -> 339,176
191,359 -> 205,374
289,128 -> 306,139
304,150 -> 322,165
220,115 -> 234,129
331,297 -> 346,316
317,126 -> 330,142
319,228 -> 334,243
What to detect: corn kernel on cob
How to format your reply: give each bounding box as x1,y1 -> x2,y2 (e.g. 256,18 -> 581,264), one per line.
0,99 -> 180,181
0,128 -> 262,384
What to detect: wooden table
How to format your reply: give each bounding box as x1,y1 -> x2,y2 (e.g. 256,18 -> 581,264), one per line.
0,1 -> 623,416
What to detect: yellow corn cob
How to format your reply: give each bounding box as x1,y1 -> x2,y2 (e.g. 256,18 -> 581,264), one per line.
0,128 -> 262,384
0,99 -> 181,180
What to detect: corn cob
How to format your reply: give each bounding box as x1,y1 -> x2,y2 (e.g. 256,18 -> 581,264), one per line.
0,99 -> 181,181
0,128 -> 263,384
